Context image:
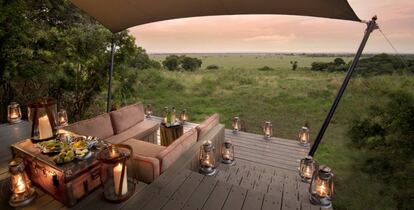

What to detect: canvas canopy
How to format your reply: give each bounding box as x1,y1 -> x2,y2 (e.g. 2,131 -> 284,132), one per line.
70,0 -> 361,33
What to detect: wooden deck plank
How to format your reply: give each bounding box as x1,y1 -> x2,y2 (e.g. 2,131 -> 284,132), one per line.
182,176 -> 218,210
202,181 -> 232,210
230,138 -> 306,158
234,143 -> 304,161
241,190 -> 264,210
161,172 -> 204,210
262,192 -> 282,210
140,170 -> 192,210
222,185 -> 247,210
233,145 -> 302,165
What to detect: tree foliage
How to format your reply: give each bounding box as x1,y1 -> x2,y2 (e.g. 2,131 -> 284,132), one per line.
162,55 -> 202,71
349,91 -> 414,209
0,0 -> 159,122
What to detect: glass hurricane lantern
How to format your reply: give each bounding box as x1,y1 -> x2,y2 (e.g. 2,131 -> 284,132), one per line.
309,165 -> 334,208
199,140 -> 217,176
8,102 -> 22,124
8,158 -> 36,207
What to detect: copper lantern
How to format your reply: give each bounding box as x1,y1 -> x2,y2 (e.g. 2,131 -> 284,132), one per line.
263,121 -> 273,139
8,158 -> 36,207
199,140 -> 217,176
232,117 -> 241,133
298,126 -> 310,146
8,102 -> 22,124
57,109 -> 69,127
299,156 -> 317,183
221,141 -> 235,165
98,144 -> 136,203
145,104 -> 153,118
309,165 -> 334,208
180,109 -> 188,122
27,97 -> 57,142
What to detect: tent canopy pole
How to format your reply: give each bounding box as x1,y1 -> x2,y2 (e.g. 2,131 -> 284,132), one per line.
106,37 -> 115,113
308,16 -> 378,157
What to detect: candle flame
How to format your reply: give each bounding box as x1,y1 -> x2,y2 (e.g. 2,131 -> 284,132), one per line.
15,174 -> 26,193
316,180 -> 328,197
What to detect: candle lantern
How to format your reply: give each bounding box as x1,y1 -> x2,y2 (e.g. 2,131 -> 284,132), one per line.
299,156 -> 317,183
199,140 -> 217,176
309,165 -> 334,208
221,141 -> 235,165
298,126 -> 310,146
232,117 -> 241,133
180,109 -> 188,122
57,109 -> 68,127
27,97 -> 57,142
98,144 -> 136,203
8,158 -> 36,207
8,102 -> 22,124
263,121 -> 273,139
145,104 -> 153,118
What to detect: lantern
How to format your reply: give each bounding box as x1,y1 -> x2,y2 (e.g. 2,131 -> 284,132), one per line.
145,104 -> 153,118
232,117 -> 241,133
309,165 -> 334,208
180,109 -> 188,122
221,141 -> 235,165
98,144 -> 136,203
298,126 -> 310,146
263,121 -> 273,139
57,109 -> 68,127
8,158 -> 36,207
8,102 -> 22,124
28,97 -> 57,142
199,140 -> 217,176
299,156 -> 317,183
163,107 -> 169,123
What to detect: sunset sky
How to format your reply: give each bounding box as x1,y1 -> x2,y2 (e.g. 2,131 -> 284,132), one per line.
129,0 -> 414,54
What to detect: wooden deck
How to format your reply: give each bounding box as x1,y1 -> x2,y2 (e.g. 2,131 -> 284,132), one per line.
0,118 -> 329,210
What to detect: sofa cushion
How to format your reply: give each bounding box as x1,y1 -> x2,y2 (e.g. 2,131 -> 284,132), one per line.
195,113 -> 220,140
156,128 -> 197,173
124,138 -> 166,157
63,113 -> 114,139
105,119 -> 159,145
110,103 -> 145,134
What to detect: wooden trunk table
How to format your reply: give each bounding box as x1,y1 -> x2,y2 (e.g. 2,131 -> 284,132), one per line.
160,123 -> 184,146
11,139 -> 103,207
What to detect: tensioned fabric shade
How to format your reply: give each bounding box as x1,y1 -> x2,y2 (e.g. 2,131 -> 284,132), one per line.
70,0 -> 361,33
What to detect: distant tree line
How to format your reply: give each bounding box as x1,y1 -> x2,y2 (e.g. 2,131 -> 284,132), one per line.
162,55 -> 202,71
310,54 -> 414,75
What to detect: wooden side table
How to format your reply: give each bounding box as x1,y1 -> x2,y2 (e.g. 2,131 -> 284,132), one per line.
160,123 -> 184,146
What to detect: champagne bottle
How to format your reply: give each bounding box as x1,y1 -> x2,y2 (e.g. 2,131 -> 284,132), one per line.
171,106 -> 177,123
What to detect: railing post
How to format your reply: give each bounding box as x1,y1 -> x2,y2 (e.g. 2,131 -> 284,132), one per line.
308,16 -> 378,157
106,38 -> 115,113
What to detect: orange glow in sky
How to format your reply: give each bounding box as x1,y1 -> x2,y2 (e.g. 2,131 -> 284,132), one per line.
128,0 -> 414,53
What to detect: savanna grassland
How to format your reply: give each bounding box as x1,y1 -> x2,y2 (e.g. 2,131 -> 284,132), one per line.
117,53 -> 413,210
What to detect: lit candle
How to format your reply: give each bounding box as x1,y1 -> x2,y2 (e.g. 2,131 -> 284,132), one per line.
38,115 -> 53,139
316,180 -> 328,197
304,166 -> 312,178
203,154 -> 211,167
110,146 -> 118,158
113,163 -> 128,196
15,174 -> 26,194
10,111 -> 18,119
59,116 -> 66,124
223,150 -> 230,160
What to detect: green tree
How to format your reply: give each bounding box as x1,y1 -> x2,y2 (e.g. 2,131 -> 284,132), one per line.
333,58 -> 346,66
180,56 -> 202,71
162,55 -> 180,71
290,61 -> 298,70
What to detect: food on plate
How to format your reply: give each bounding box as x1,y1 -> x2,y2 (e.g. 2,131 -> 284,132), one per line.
38,140 -> 62,153
53,150 -> 74,164
73,139 -> 88,149
75,148 -> 89,159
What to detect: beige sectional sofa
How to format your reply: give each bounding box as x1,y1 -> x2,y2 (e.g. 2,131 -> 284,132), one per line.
64,103 -> 224,184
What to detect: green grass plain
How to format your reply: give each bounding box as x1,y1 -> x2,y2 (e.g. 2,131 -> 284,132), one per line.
120,53 -> 413,210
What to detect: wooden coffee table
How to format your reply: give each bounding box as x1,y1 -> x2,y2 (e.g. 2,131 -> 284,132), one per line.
160,123 -> 184,146
11,138 -> 103,206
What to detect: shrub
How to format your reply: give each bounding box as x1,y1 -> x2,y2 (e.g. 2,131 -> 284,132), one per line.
349,91 -> 414,209
206,64 -> 219,70
258,66 -> 274,71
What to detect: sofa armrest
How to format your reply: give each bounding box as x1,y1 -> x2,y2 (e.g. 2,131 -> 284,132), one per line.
129,154 -> 160,183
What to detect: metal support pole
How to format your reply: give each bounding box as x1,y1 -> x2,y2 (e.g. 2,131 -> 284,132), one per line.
106,38 -> 115,113
308,16 -> 378,157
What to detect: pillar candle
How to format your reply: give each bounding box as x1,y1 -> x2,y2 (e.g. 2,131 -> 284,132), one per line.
113,163 -> 128,195
38,115 -> 53,139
